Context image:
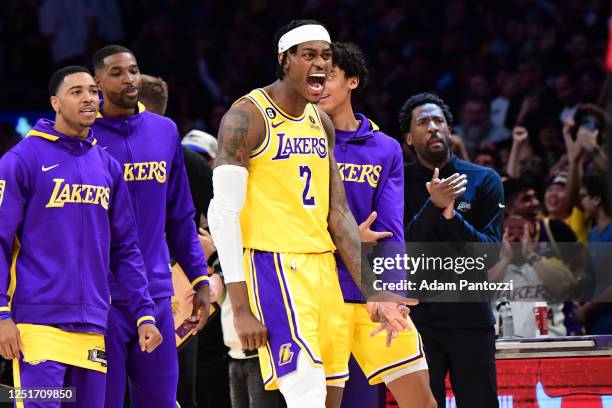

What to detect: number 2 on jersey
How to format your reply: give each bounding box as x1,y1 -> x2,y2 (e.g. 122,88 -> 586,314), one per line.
299,165 -> 315,207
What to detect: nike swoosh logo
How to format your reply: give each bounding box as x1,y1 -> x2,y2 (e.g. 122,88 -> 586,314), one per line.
271,121 -> 285,128
498,203 -> 505,208
41,164 -> 60,172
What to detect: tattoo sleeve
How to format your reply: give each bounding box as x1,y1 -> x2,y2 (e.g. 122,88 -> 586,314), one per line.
216,107 -> 252,167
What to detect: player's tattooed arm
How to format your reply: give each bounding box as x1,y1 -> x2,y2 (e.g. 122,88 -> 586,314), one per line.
318,108 -> 366,292
215,100 -> 265,168
213,99 -> 268,350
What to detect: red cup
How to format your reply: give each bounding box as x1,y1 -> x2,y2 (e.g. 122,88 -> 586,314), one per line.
534,302 -> 548,337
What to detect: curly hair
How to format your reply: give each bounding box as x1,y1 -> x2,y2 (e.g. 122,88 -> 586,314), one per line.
331,42 -> 368,91
398,92 -> 453,134
272,19 -> 327,80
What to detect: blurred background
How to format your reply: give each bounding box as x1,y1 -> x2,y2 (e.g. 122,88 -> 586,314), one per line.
0,0 -> 609,156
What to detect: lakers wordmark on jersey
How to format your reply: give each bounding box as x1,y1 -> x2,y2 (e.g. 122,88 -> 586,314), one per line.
238,88 -> 336,254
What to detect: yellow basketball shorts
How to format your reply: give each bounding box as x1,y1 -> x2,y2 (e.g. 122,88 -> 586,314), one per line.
335,303 -> 427,385
244,249 -> 348,390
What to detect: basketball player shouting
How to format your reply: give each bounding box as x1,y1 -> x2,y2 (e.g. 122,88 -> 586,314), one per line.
208,20 -> 410,408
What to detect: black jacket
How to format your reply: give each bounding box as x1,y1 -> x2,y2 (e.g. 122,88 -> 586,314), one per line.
182,146 -> 213,224
404,155 -> 504,328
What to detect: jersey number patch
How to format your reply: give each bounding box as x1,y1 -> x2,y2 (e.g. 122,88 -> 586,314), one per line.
299,165 -> 315,207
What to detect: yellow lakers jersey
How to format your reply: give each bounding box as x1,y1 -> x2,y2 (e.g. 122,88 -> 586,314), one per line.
239,89 -> 336,253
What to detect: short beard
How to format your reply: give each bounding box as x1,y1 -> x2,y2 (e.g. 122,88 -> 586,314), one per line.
108,91 -> 138,110
421,144 -> 450,165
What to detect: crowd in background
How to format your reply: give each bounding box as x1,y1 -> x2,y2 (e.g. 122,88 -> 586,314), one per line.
0,0 -> 608,140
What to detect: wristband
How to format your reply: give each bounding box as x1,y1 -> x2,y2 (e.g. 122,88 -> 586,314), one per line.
136,316 -> 156,327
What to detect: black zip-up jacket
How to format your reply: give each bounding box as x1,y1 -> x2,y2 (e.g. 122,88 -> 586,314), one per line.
404,155 -> 504,328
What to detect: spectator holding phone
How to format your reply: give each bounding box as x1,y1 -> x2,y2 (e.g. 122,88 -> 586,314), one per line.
489,179 -> 582,337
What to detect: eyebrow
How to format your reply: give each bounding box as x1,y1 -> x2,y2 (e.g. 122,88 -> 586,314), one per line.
108,64 -> 138,70
417,114 -> 443,120
66,85 -> 97,91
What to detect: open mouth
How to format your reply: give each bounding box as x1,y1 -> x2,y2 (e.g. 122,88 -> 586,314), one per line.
307,73 -> 326,92
79,105 -> 97,115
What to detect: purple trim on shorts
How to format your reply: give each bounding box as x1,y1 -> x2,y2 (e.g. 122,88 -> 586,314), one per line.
248,250 -> 275,386
275,252 -> 322,365
366,334 -> 424,382
326,372 -> 350,381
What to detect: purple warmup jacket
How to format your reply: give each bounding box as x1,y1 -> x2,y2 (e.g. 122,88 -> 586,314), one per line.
92,106 -> 208,301
334,113 -> 405,302
0,119 -> 155,333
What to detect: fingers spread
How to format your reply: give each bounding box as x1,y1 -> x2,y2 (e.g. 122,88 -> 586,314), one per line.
375,231 -> 393,240
370,323 -> 386,337
364,211 -> 378,228
450,177 -> 467,191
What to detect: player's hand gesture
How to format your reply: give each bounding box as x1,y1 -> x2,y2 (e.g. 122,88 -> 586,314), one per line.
185,284 -> 211,335
359,211 -> 393,243
0,318 -> 22,359
138,323 -> 163,353
367,301 -> 413,330
234,309 -> 268,350
369,303 -> 413,347
426,168 -> 466,210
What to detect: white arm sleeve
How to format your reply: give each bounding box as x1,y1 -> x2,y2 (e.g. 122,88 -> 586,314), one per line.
207,165 -> 248,283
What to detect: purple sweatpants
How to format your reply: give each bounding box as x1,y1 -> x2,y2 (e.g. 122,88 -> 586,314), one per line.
104,297 -> 178,408
13,359 -> 105,408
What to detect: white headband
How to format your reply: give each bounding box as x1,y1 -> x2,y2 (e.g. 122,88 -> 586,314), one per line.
277,24 -> 331,53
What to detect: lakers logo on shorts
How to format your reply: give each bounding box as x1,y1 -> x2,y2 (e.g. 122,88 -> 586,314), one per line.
0,180 -> 5,207
278,343 -> 294,366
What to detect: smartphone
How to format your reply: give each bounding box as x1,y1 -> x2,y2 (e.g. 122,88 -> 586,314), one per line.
579,114 -> 597,132
572,111 -> 599,140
